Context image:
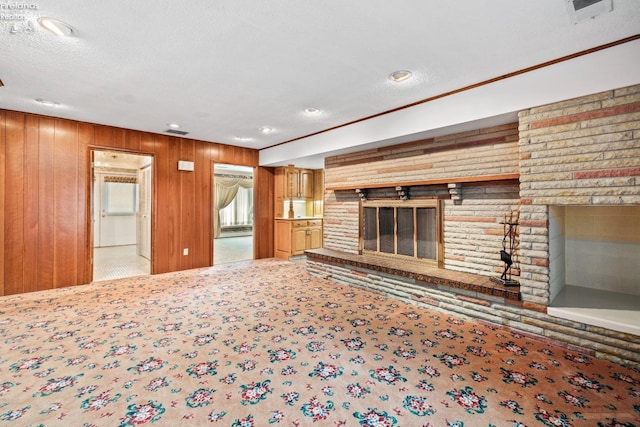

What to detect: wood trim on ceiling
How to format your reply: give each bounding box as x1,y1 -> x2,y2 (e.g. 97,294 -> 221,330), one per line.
261,35 -> 640,150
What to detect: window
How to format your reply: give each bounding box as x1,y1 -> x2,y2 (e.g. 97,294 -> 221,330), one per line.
361,199 -> 443,266
104,176 -> 138,215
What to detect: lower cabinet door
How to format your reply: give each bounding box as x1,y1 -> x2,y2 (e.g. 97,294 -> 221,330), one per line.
292,228 -> 307,255
308,227 -> 322,249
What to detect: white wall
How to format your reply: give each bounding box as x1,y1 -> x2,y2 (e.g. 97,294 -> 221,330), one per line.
548,206 -> 566,302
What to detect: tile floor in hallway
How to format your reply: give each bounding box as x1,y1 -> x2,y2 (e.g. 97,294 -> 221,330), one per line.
214,234 -> 253,264
93,245 -> 150,282
93,236 -> 253,282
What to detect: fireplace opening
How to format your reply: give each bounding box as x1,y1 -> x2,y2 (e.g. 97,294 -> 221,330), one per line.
548,205 -> 640,335
361,199 -> 443,267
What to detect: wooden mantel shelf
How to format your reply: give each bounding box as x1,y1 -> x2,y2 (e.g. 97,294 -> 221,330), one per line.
326,173 -> 519,191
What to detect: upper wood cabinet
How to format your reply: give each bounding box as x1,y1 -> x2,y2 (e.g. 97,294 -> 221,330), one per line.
274,167 -> 323,218
284,168 -> 314,200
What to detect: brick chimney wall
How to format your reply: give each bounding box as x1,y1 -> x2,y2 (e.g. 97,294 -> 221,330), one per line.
323,123 -> 521,276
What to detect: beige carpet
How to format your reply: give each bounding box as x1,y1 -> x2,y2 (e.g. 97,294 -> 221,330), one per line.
0,259 -> 638,426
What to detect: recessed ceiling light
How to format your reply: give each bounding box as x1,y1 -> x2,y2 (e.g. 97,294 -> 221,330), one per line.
304,107 -> 321,114
235,136 -> 254,142
259,126 -> 274,134
38,17 -> 77,37
35,98 -> 60,107
389,70 -> 412,83
167,123 -> 181,129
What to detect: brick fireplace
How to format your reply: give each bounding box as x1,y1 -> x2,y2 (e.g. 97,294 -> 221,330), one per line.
308,84 -> 640,364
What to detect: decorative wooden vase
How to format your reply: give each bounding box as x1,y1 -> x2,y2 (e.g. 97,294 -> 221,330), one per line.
287,164 -> 295,219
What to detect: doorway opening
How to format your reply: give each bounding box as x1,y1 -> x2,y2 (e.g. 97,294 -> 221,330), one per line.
213,164 -> 254,264
92,150 -> 152,281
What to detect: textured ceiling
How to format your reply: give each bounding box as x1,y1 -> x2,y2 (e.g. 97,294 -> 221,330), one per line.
1,1 -> 639,168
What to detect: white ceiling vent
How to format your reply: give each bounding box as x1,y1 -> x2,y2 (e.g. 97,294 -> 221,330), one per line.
566,0 -> 612,23
165,129 -> 189,136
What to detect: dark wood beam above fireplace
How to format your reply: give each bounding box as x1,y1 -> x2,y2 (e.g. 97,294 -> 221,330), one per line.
326,173 -> 519,191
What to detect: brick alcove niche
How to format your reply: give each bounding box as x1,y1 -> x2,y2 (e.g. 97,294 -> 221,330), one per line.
547,206 -> 640,336
517,84 -> 640,363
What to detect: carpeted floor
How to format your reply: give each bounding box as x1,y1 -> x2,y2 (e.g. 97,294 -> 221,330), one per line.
0,259 -> 638,426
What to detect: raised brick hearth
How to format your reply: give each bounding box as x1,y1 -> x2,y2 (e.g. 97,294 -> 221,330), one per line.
306,248 -> 520,302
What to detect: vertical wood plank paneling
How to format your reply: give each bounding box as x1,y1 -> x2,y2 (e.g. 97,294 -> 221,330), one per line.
53,119 -> 79,288
230,146 -> 240,164
210,144 -> 220,162
254,166 -> 275,259
0,111 -> 5,295
203,144 -> 213,265
179,138 -> 195,270
95,125 -> 125,150
140,131 -> 156,153
194,141 -> 212,266
124,129 -> 141,152
152,133 -> 169,273
244,147 -> 258,166
167,136 -> 181,272
77,123 -> 93,285
24,114 -> 40,293
0,110 -> 262,295
251,149 -> 259,166
218,144 -> 230,162
160,137 -> 182,272
38,117 -> 55,291
4,111 -> 25,295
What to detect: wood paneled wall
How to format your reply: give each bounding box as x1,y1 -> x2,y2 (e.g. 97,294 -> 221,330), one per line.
0,109 -> 274,296
253,166 -> 275,259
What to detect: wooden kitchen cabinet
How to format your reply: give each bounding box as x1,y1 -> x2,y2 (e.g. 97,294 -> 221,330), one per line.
275,167 -> 321,218
285,168 -> 314,200
275,218 -> 323,259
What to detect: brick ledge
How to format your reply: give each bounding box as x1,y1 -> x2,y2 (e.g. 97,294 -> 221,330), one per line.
305,248 -> 520,302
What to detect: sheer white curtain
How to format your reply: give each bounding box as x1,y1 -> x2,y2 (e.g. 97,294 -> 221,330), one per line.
214,175 -> 253,238
219,186 -> 253,227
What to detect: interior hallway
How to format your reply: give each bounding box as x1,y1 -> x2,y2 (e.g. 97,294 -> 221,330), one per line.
93,236 -> 253,282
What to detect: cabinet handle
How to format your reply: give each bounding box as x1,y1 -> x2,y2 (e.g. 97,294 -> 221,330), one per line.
306,229 -> 311,235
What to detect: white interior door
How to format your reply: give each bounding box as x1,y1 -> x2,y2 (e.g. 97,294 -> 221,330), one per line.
93,174 -> 101,247
137,164 -> 152,260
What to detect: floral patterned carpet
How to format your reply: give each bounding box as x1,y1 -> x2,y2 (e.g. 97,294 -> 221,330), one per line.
1,259 -> 638,426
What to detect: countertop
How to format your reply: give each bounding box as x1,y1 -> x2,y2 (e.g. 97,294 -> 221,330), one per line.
275,217 -> 323,220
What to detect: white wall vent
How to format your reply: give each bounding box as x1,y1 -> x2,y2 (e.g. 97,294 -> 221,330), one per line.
566,0 -> 612,23
165,128 -> 189,136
